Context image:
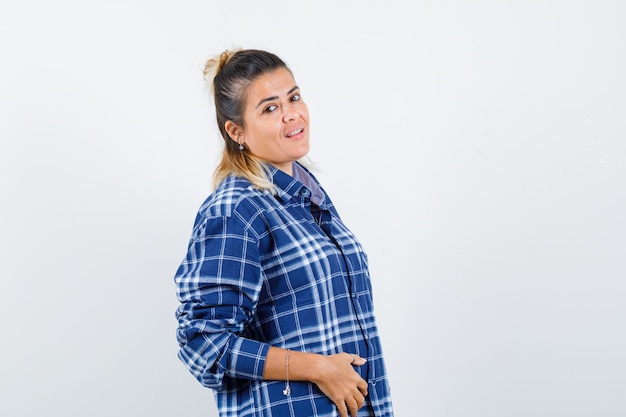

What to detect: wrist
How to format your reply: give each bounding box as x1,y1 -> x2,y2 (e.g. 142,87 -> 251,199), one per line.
302,352 -> 325,384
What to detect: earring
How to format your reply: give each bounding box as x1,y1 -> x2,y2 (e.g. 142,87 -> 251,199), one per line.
236,134 -> 244,151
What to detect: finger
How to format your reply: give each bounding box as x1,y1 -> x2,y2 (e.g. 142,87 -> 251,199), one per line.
354,390 -> 365,409
350,354 -> 367,366
357,378 -> 368,396
336,402 -> 348,417
346,397 -> 358,417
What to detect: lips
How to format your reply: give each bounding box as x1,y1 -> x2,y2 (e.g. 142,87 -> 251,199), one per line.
286,127 -> 304,138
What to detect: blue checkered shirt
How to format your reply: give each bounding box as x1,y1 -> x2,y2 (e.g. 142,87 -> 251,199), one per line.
175,163 -> 394,416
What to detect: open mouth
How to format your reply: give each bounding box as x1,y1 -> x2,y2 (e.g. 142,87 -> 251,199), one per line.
286,128 -> 303,138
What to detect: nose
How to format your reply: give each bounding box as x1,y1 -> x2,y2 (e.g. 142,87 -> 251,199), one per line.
283,108 -> 297,122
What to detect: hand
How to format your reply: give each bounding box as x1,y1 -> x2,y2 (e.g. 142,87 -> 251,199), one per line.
312,353 -> 368,417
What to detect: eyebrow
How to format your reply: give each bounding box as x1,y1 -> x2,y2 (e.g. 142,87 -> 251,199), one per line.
255,85 -> 300,108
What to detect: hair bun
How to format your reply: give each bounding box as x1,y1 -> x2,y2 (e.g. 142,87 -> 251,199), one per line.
203,48 -> 242,82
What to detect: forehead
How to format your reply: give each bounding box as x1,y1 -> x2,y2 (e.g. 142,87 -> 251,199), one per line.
246,68 -> 296,99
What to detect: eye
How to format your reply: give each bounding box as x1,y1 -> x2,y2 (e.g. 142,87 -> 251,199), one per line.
291,94 -> 301,102
263,104 -> 278,113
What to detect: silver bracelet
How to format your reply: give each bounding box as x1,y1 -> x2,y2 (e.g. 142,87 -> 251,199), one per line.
283,350 -> 291,396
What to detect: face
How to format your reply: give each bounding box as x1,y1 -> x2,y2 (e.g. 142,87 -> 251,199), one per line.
235,67 -> 310,175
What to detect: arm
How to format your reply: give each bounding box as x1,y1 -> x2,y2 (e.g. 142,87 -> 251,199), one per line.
175,213 -> 269,388
263,347 -> 369,417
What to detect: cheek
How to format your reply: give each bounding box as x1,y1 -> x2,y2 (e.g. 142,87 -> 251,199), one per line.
246,121 -> 280,148
301,106 -> 310,122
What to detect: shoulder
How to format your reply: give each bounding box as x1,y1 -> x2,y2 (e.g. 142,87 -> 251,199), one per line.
198,175 -> 270,220
187,176 -> 269,240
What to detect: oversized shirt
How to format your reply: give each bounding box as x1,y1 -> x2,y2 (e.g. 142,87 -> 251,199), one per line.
175,162 -> 394,417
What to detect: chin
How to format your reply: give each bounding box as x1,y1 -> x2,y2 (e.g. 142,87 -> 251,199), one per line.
296,149 -> 309,160
298,141 -> 310,156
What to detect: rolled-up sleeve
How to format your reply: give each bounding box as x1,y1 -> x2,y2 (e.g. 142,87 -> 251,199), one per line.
174,211 -> 270,389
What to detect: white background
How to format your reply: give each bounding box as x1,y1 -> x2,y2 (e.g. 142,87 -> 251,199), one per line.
1,1 -> 625,416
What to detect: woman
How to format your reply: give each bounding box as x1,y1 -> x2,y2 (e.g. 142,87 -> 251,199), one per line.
174,48 -> 394,417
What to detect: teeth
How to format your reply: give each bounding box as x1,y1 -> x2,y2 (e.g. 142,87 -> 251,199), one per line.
288,128 -> 302,137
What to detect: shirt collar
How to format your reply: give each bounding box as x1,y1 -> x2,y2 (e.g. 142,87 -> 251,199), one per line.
269,162 -> 326,206
291,162 -> 326,205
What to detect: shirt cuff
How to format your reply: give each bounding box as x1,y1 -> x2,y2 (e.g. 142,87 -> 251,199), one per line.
226,337 -> 271,381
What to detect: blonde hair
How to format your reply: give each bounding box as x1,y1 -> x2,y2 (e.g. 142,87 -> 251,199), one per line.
203,48 -> 291,192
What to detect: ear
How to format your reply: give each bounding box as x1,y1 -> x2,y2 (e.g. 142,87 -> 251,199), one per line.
225,120 -> 244,143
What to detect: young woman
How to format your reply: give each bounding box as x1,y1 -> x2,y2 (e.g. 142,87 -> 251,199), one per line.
174,48 -> 394,417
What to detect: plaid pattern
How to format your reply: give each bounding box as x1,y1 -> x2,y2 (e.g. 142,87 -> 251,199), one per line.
175,163 -> 394,416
